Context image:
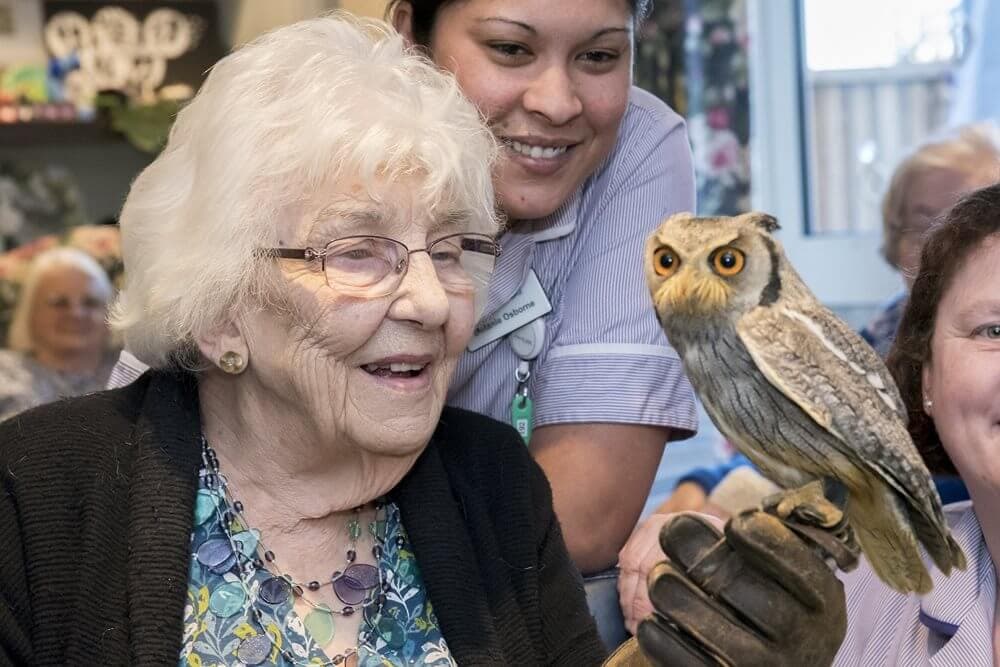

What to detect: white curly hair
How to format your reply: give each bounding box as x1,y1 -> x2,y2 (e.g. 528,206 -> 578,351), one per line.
110,12 -> 499,367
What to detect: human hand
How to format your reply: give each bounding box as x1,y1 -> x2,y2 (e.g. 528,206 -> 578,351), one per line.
618,511 -> 724,635
636,510 -> 848,667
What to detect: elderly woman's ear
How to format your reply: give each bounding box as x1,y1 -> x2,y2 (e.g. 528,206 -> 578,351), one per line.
196,321 -> 250,375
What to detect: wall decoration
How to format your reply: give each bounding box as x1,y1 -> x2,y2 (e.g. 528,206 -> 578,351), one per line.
634,0 -> 751,217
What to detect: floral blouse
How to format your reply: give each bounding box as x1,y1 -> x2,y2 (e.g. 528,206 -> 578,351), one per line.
179,465 -> 456,667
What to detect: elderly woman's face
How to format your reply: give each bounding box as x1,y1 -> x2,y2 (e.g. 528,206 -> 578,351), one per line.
241,177 -> 479,454
897,167 -> 997,287
923,235 -> 1000,490
30,267 -> 109,358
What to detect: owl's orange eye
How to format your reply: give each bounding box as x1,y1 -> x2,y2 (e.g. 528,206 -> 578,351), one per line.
711,246 -> 745,276
653,246 -> 680,277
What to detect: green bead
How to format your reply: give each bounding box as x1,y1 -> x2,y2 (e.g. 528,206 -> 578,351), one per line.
194,490 -> 217,525
209,582 -> 246,618
304,605 -> 334,645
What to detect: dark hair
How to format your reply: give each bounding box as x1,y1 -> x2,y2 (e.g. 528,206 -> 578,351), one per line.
387,0 -> 653,46
887,182 -> 1000,475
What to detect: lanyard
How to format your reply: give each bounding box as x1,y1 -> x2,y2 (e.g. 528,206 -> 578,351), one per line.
508,318 -> 545,444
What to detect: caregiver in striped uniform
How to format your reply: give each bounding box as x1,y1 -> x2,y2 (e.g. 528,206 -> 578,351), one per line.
389,0 -> 698,582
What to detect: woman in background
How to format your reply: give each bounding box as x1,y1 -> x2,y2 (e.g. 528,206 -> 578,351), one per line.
0,246 -> 115,421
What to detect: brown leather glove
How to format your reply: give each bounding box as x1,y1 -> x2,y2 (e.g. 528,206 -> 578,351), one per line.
636,509 -> 851,667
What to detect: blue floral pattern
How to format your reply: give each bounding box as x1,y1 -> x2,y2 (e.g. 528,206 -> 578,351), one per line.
178,466 -> 456,667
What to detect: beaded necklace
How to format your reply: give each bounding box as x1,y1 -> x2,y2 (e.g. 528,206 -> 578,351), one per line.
198,437 -> 389,666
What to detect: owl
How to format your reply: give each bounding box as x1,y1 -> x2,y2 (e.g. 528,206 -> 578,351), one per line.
645,211 -> 965,594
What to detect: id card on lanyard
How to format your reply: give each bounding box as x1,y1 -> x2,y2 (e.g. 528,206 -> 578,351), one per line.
465,269 -> 552,444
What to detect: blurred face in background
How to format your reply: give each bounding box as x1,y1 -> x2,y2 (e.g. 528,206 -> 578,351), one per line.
30,266 -> 110,361
897,166 -> 997,287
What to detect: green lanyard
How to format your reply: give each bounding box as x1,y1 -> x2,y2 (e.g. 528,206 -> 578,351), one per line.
509,319 -> 545,445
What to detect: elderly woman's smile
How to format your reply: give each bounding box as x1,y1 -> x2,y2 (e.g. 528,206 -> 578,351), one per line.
360,357 -> 433,383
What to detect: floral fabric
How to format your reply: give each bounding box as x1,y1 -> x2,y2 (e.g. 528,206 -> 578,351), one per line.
179,465 -> 456,667
634,0 -> 751,216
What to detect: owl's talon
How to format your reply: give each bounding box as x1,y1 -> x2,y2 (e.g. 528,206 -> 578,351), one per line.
762,481 -> 845,529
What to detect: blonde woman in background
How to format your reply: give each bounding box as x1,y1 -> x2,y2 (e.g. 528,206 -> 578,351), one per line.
0,246 -> 116,421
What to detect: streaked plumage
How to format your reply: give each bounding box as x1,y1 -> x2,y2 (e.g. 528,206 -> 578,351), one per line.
645,211 -> 965,594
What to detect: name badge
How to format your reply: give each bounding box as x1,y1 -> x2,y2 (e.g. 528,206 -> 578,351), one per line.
467,270 -> 552,351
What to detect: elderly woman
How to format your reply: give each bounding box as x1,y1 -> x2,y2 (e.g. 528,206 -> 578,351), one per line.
634,181 -> 1000,665
0,246 -> 116,420
0,15 -> 604,667
861,121 -> 1000,356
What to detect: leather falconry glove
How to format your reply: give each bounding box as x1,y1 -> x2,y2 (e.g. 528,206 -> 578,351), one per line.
630,483 -> 858,667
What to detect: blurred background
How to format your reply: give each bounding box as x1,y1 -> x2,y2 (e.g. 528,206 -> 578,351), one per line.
1,0 -> 997,512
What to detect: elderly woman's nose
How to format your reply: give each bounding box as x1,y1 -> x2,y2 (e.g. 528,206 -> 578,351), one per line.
523,65 -> 583,126
390,254 -> 450,327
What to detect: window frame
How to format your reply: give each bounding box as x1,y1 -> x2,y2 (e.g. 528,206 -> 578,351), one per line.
748,0 -> 903,307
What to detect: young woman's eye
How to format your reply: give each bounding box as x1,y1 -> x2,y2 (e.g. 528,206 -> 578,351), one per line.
488,42 -> 530,58
581,50 -> 619,64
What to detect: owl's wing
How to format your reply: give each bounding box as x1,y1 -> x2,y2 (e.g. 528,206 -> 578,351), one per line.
735,303 -> 948,537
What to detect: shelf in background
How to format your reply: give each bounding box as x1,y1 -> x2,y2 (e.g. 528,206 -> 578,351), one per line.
0,121 -> 126,147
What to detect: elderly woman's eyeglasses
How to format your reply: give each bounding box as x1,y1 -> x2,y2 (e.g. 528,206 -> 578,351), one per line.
262,233 -> 502,298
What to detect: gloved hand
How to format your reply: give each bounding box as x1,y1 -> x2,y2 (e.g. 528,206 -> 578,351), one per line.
636,506 -> 851,667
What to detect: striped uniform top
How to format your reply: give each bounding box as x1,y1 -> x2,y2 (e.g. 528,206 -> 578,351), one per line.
447,87 -> 698,436
834,501 -> 995,666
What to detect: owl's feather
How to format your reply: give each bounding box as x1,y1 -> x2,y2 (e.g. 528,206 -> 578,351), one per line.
736,302 -> 966,585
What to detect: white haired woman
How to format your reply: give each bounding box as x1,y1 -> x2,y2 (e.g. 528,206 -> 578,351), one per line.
0,15 -> 604,667
0,246 -> 116,420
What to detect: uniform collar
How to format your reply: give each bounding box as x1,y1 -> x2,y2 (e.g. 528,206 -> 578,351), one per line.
914,502 -> 995,663
480,193 -> 580,320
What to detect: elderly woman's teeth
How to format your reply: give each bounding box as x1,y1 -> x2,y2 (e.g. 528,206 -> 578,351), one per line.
509,141 -> 568,159
363,362 -> 427,376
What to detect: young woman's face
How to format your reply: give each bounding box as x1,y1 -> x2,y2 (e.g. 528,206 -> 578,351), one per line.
418,0 -> 633,221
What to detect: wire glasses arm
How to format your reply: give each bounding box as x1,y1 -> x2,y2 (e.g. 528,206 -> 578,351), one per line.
258,248 -> 324,261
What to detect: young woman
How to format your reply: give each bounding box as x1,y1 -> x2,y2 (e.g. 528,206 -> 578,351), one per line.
390,0 -> 699,578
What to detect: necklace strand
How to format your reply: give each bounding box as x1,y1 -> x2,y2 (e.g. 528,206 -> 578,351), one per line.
199,437 -> 389,666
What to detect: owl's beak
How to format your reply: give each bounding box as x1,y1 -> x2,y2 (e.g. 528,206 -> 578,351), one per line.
660,270 -> 730,315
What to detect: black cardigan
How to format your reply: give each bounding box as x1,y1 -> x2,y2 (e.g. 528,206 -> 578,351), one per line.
0,371 -> 605,666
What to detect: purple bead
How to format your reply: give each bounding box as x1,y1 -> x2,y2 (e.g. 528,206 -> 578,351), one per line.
292,584 -> 304,597
342,606 -> 355,616
233,501 -> 244,513
196,538 -> 233,568
372,545 -> 382,559
258,576 -> 291,605
346,550 -> 356,563
307,581 -> 321,591
264,550 -> 275,562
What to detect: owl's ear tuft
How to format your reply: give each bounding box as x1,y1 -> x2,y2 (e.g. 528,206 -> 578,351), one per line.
750,213 -> 780,233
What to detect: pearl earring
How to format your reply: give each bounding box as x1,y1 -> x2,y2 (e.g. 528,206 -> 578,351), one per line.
219,351 -> 246,375
923,398 -> 933,411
